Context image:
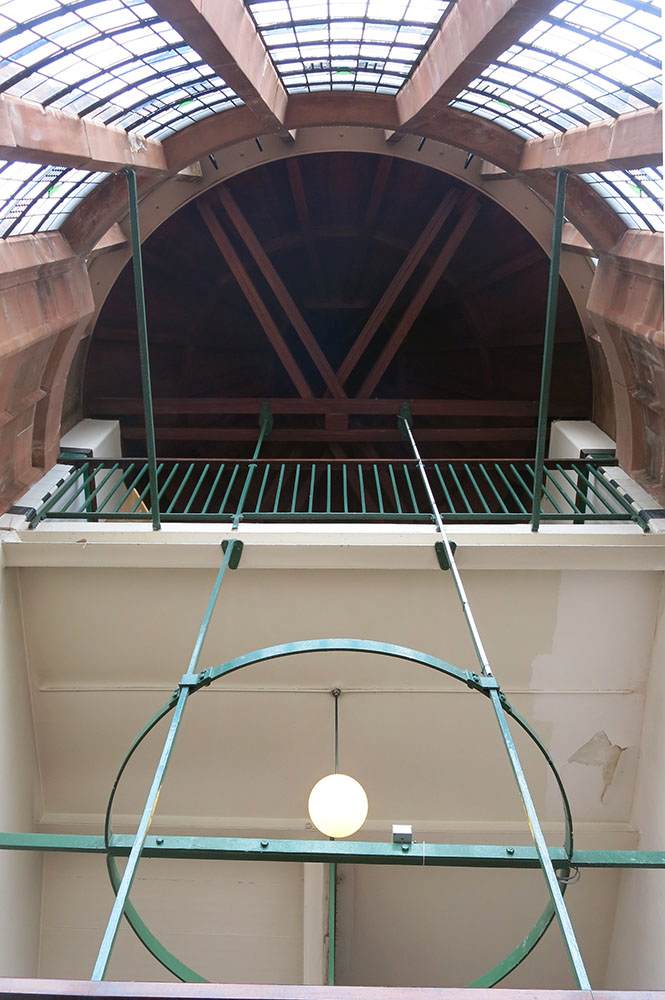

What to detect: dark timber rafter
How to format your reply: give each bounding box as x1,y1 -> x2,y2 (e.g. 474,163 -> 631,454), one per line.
198,201 -> 312,398
336,189 -> 461,386
217,186 -> 346,398
359,193 -> 481,397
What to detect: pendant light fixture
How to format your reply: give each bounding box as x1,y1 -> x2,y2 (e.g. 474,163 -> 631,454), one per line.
307,688 -> 368,839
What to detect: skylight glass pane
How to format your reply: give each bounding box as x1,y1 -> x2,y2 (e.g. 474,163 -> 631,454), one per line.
580,166 -> 664,231
452,0 -> 661,139
245,0 -> 450,94
0,159 -> 108,236
0,0 -> 242,138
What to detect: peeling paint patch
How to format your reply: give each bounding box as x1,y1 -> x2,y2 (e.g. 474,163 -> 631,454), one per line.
568,730 -> 627,802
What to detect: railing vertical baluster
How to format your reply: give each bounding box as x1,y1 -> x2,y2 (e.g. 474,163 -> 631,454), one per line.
494,463 -> 526,514
219,465 -> 240,514
202,464 -> 225,514
402,464 -> 419,513
357,464 -> 366,514
291,464 -> 301,514
448,463 -> 473,514
464,463 -> 491,514
373,464 -> 384,514
434,464 -> 455,514
184,464 -> 210,515
479,463 -> 508,514
342,464 -> 348,514
388,465 -> 402,513
326,464 -> 332,513
273,465 -> 286,513
308,464 -> 316,513
255,464 -> 271,513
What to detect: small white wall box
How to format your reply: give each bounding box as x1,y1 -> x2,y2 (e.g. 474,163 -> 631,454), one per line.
392,824 -> 413,845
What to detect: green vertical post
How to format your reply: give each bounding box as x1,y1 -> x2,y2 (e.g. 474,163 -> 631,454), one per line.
531,170 -> 568,532
327,862 -> 336,985
90,537 -> 242,980
124,167 -> 160,531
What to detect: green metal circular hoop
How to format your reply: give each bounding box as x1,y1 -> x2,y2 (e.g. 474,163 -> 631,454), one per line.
104,638 -> 574,987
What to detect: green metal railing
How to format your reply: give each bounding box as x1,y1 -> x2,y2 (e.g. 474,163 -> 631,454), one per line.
27,455 -> 647,530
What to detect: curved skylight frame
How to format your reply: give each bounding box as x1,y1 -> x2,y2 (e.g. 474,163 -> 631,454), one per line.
0,0 -> 241,140
245,0 -> 452,94
450,0 -> 663,230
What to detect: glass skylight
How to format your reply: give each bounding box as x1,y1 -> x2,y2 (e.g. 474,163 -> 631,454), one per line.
580,166 -> 663,231
0,0 -> 241,140
245,0 -> 450,94
0,160 -> 108,237
451,0 -> 661,138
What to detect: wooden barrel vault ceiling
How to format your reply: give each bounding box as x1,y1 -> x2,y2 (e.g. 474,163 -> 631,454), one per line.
83,151 -> 591,461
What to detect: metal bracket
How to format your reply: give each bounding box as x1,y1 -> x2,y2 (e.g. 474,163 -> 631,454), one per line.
580,447 -> 616,464
58,446 -> 94,461
178,674 -> 200,689
221,538 -> 244,568
259,401 -> 273,437
397,402 -> 412,437
435,540 -> 457,570
8,505 -> 36,519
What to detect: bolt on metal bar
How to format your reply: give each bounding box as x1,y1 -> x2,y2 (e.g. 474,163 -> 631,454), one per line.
400,415 -> 591,990
123,168 -> 160,531
531,169 -> 568,532
91,535 -> 242,980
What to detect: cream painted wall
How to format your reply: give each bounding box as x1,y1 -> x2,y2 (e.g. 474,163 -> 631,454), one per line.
0,553 -> 42,975
606,572 -> 665,990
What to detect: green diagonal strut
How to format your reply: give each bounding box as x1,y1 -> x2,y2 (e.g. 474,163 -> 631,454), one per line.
399,411 -> 591,990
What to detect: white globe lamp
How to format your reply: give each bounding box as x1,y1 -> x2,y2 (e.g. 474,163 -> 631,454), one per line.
308,773 -> 369,839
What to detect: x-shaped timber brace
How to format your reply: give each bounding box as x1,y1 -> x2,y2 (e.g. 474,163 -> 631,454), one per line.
4,169 -> 664,987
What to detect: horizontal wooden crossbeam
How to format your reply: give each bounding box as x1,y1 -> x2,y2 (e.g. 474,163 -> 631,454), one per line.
90,397 -> 544,417
121,426 -> 536,443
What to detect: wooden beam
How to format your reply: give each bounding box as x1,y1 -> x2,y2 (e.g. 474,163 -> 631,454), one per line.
519,106 -> 663,175
149,0 -> 290,139
123,426 -> 536,443
286,158 -> 326,295
197,201 -> 312,398
394,0 -> 559,134
359,194 -> 481,396
336,189 -> 460,386
91,398 -> 543,417
0,93 -> 166,173
217,187 -> 346,398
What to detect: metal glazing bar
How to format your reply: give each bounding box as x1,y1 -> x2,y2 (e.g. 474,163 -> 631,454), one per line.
3,833 -> 664,869
488,688 -> 590,989
91,539 -> 240,979
124,168 -> 160,532
531,169 -> 568,532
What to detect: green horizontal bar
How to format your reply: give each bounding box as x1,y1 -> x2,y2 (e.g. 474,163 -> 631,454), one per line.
0,833 -> 662,869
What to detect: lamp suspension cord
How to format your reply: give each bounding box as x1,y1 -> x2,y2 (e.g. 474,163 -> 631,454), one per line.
332,688 -> 341,773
